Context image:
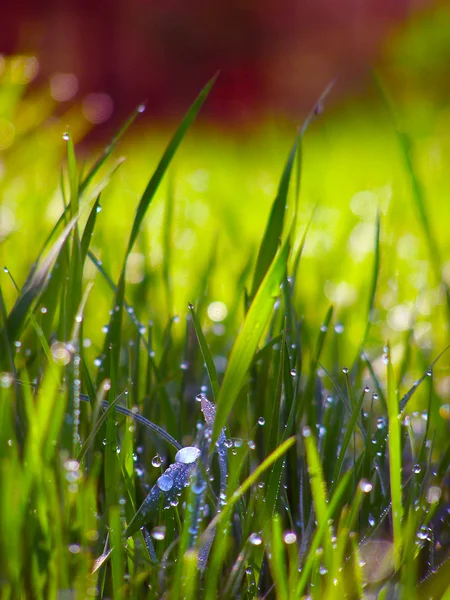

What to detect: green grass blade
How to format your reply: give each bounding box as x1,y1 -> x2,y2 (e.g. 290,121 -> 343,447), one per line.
302,425 -> 332,569
386,344 -> 403,570
212,235 -> 290,445
126,75 -> 216,258
267,514 -> 289,600
296,470 -> 352,597
250,138 -> 298,298
80,195 -> 101,267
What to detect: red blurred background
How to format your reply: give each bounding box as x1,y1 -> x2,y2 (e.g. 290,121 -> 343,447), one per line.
0,0 -> 435,123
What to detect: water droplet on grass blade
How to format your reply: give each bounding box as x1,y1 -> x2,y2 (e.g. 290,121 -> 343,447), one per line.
283,531 -> 297,544
359,479 -> 373,493
151,526 -> 166,540
151,454 -> 163,468
62,132 -> 70,141
258,417 -> 265,426
175,446 -> 200,464
157,474 -> 174,492
249,533 -> 262,546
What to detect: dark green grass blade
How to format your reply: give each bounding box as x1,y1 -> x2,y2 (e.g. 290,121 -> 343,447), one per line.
188,304 -> 220,402
2,216 -> 78,346
212,235 -> 290,446
250,138 -> 298,299
80,195 -> 101,267
99,75 -> 217,382
126,75 -> 216,258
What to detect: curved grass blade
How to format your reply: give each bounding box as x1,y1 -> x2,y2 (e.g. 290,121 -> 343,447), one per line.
212,235 -> 290,446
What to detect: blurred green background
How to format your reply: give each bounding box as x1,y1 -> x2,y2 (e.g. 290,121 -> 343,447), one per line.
2,3 -> 450,405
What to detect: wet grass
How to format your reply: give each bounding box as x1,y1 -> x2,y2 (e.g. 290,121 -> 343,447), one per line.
1,67 -> 450,599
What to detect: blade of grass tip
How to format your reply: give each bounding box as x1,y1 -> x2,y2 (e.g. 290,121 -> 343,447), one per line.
295,469 -> 352,597
65,131 -> 79,217
352,212 -> 380,373
292,79 -> 335,223
386,344 -> 403,570
212,234 -> 291,446
126,75 -> 216,259
99,74 -> 217,381
79,103 -> 144,195
2,215 -> 78,348
188,304 -> 220,402
200,436 -> 296,545
250,137 -> 298,299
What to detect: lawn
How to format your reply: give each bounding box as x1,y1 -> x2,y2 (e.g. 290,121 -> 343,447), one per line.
1,57 -> 450,599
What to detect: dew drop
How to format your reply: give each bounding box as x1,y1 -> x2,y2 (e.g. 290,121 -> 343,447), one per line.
151,454 -> 163,468
62,132 -> 70,141
359,479 -> 373,493
157,474 -> 174,492
258,417 -> 265,426
302,426 -> 312,438
249,533 -> 262,546
175,446 -> 200,464
151,526 -> 166,541
283,531 -> 297,544
342,367 -> 348,374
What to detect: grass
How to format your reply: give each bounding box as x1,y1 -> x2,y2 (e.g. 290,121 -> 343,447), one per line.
1,56 -> 450,599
